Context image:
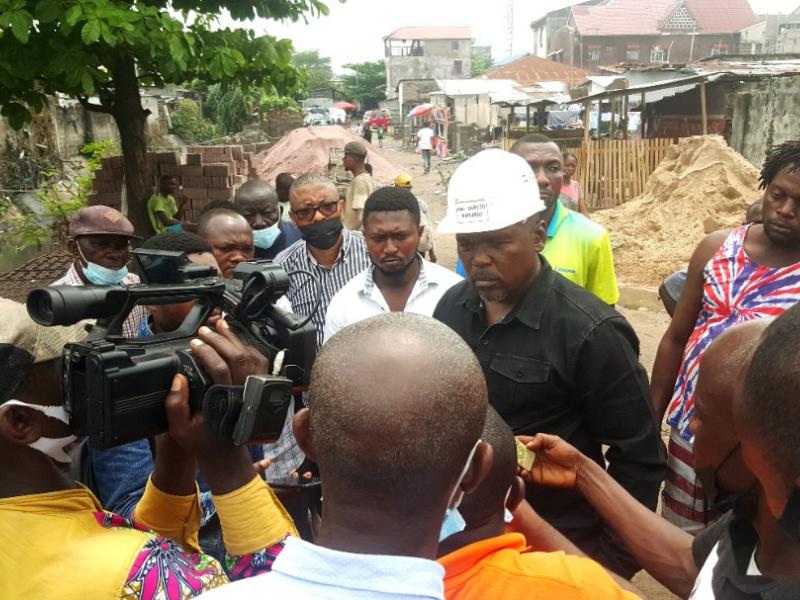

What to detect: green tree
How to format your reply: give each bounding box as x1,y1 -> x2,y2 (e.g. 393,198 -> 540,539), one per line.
170,98 -> 217,143
204,84 -> 251,135
293,49 -> 334,92
340,60 -> 385,111
0,0 -> 330,234
471,48 -> 493,77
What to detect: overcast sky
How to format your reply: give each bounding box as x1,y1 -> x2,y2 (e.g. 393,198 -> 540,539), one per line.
221,0 -> 800,73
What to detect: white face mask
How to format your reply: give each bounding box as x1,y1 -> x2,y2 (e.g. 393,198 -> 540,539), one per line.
4,399 -> 81,464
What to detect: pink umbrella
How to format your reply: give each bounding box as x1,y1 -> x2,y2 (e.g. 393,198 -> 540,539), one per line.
407,103 -> 433,118
334,101 -> 357,111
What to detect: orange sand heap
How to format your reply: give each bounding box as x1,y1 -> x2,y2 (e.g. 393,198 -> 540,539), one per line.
254,125 -> 403,184
593,135 -> 761,286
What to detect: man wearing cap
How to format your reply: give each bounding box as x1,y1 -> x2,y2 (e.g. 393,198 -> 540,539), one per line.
342,141 -> 374,230
394,173 -> 436,262
52,205 -> 146,338
433,149 -> 665,578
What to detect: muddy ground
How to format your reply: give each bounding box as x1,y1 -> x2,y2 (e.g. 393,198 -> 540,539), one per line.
379,141 -> 678,599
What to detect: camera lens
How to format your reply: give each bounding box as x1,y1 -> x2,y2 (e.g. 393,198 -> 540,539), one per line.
27,288 -> 57,325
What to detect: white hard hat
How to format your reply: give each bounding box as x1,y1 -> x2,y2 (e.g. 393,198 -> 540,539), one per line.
438,149 -> 544,235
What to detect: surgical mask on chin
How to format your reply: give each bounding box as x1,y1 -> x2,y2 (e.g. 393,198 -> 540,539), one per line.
76,243 -> 128,285
439,439 -> 481,542
3,399 -> 84,464
298,217 -> 343,250
252,221 -> 281,249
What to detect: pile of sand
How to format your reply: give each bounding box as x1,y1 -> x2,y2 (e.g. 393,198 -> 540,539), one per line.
254,125 -> 403,184
593,135 -> 761,286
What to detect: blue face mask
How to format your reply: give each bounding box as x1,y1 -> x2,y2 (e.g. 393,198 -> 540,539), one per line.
77,243 -> 128,285
252,221 -> 281,250
439,507 -> 466,542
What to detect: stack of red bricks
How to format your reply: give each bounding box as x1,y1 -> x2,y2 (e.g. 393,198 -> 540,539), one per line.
88,146 -> 255,218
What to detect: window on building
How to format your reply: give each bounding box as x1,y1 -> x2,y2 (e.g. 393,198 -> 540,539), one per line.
604,45 -> 615,54
626,47 -> 640,61
650,46 -> 669,63
451,40 -> 460,50
588,48 -> 601,62
453,60 -> 463,75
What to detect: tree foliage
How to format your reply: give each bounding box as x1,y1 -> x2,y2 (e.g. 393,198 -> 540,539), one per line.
293,49 -> 334,92
0,0 -> 331,233
259,94 -> 301,116
204,84 -> 250,135
339,60 -> 385,111
470,48 -> 493,77
170,98 -> 216,143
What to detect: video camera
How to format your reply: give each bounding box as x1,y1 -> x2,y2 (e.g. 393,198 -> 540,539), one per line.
26,249 -> 317,450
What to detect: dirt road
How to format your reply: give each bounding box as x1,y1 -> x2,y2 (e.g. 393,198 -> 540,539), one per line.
380,142 -> 678,599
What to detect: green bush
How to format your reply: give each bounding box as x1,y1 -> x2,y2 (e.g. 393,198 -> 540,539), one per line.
170,99 -> 217,144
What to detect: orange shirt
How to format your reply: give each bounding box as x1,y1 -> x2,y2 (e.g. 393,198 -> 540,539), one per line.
439,533 -> 641,600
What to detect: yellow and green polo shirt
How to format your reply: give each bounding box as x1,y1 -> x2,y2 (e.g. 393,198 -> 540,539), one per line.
542,198 -> 619,305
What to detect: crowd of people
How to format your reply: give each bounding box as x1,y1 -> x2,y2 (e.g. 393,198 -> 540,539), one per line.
1,134 -> 799,599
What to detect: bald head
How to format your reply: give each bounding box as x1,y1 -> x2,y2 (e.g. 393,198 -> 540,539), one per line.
304,313 -> 488,512
196,208 -> 253,278
234,181 -> 280,230
459,406 -> 517,527
693,319 -> 770,499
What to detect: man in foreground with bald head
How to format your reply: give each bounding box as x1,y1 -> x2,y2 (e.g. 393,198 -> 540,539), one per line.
203,313 -> 492,599
520,320 -> 779,598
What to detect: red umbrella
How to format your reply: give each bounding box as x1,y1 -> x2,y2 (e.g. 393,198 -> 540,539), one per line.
334,101 -> 357,111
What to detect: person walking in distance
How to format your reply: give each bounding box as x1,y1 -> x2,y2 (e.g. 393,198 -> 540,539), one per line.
417,122 -> 435,174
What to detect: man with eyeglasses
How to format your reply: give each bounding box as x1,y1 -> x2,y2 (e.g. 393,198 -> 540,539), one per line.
53,205 -> 146,338
263,174 -> 370,530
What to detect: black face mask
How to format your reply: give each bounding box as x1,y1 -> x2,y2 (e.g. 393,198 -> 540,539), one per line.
299,217 -> 343,250
778,486 -> 800,540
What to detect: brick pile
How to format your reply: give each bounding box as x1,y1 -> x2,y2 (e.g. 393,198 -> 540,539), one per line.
89,146 -> 255,220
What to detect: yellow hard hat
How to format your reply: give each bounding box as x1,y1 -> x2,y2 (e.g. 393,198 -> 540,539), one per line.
394,173 -> 412,188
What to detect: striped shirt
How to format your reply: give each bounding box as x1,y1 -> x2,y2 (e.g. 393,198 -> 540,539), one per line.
263,229 -> 370,478
274,228 -> 371,350
52,263 -> 147,339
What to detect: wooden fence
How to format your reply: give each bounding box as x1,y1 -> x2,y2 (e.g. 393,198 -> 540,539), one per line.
565,138 -> 676,208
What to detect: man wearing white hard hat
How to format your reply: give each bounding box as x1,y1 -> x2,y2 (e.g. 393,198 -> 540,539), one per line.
433,149 -> 665,579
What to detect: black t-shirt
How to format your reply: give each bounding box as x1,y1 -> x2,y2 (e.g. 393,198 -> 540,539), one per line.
692,512 -> 800,599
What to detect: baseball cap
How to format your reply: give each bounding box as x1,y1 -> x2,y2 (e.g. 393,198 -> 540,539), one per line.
0,298 -> 88,401
394,174 -> 412,188
438,149 -> 544,235
344,141 -> 368,157
69,205 -> 139,239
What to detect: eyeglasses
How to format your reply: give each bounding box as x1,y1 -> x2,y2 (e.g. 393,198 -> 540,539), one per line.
291,200 -> 340,222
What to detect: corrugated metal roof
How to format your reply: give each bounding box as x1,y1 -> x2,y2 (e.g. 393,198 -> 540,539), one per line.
0,250 -> 73,303
484,54 -> 591,87
683,0 -> 758,34
385,26 -> 471,40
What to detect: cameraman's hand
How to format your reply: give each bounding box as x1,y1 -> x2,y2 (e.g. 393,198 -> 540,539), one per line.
165,319 -> 267,495
516,434 -> 584,489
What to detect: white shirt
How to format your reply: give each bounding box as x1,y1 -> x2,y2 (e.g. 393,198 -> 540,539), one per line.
323,259 -> 462,343
417,127 -> 435,150
201,535 -> 445,600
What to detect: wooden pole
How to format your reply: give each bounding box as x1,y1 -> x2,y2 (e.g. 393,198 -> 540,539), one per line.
609,98 -> 616,138
622,94 -> 629,140
526,105 -> 530,133
537,105 -> 545,132
700,82 -> 708,135
583,101 -> 591,142
640,92 -> 646,138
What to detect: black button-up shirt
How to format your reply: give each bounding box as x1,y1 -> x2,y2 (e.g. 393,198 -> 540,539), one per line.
434,257 -> 666,577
